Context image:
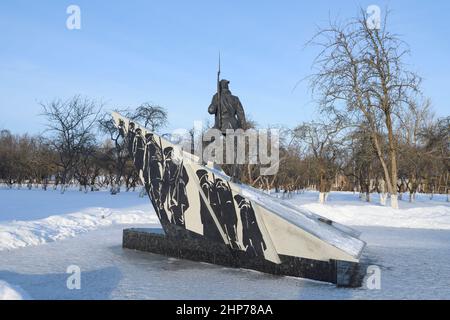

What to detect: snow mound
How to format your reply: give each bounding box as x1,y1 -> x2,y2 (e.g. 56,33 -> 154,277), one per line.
299,203 -> 450,230
0,280 -> 30,300
0,205 -> 157,251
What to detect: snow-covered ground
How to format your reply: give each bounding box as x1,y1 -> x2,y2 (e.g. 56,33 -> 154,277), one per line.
0,280 -> 29,300
0,188 -> 449,299
288,191 -> 450,230
0,188 -> 156,251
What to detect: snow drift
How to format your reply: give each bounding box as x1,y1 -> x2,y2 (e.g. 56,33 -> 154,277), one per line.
0,204 -> 157,251
0,280 -> 30,300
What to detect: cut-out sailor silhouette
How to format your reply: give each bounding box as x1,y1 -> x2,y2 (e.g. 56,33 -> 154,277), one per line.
118,119 -> 126,139
215,178 -> 239,249
143,133 -> 169,224
132,128 -> 145,173
127,122 -> 136,155
143,133 -> 163,189
196,169 -> 223,242
234,194 -> 266,257
161,147 -> 190,228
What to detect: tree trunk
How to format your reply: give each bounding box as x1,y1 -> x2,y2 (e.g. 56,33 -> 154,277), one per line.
385,112 -> 399,209
378,179 -> 387,206
446,173 -> 449,202
390,194 -> 399,209
380,193 -> 387,206
319,192 -> 326,204
371,132 -> 395,204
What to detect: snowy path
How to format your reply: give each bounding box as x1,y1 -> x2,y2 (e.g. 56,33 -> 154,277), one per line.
1,224 -> 449,299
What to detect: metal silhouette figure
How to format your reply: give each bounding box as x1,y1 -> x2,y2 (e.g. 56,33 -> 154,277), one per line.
143,133 -> 169,224
118,119 -> 126,139
132,128 -> 145,173
161,147 -> 190,228
234,194 -> 267,257
127,122 -> 136,155
196,169 -> 223,242
143,133 -> 163,190
214,178 -> 239,249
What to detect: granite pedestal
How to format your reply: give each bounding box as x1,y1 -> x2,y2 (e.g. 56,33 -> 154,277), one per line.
123,228 -> 365,287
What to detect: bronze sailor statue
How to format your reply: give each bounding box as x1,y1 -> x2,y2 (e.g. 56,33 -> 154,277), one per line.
207,57 -> 247,182
208,79 -> 246,134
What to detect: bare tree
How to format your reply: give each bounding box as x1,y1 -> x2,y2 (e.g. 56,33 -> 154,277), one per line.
134,103 -> 168,132
344,124 -> 386,203
26,135 -> 55,190
397,98 -> 433,202
41,96 -> 101,193
308,9 -> 421,208
0,131 -> 57,189
421,116 -> 450,200
293,118 -> 345,203
73,139 -> 101,192
98,110 -> 132,194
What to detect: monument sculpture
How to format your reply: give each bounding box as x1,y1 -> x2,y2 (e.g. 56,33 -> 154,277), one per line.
115,68 -> 366,287
206,58 -> 246,182
208,79 -> 246,134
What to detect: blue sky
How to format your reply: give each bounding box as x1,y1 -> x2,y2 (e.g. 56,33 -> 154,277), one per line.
0,0 -> 449,134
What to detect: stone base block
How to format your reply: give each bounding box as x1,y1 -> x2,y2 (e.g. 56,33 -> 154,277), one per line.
123,228 -> 364,287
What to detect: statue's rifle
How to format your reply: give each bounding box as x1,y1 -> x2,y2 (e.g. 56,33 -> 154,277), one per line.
217,53 -> 222,130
